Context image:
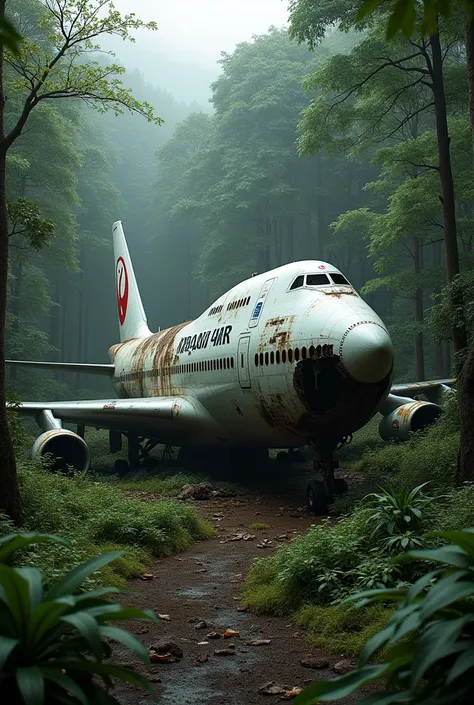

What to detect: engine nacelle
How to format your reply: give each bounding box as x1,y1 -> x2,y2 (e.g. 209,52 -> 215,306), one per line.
32,429 -> 91,473
379,401 -> 442,442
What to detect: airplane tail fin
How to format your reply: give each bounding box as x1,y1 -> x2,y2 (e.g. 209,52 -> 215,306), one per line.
112,221 -> 152,342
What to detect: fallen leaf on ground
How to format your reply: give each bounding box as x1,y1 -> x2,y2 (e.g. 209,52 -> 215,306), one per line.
150,652 -> 173,663
158,614 -> 171,621
140,573 -> 153,581
281,688 -> 303,699
259,682 -> 290,696
224,629 -> 240,638
197,641 -> 209,645
206,632 -> 223,639
246,639 -> 271,646
214,649 -> 235,656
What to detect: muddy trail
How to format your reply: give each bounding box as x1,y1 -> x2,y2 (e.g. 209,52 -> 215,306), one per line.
114,464 -> 361,705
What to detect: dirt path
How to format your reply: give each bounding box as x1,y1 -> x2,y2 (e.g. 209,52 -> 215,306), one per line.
114,470 -> 359,704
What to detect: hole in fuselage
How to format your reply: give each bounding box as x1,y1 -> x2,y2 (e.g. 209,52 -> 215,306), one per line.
294,357 -> 345,414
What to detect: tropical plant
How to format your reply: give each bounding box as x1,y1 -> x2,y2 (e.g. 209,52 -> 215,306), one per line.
0,532 -> 157,704
364,483 -> 437,544
294,528 -> 474,704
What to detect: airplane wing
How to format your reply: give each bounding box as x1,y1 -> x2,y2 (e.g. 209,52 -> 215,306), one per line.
390,378 -> 456,398
6,360 -> 115,376
8,396 -> 222,447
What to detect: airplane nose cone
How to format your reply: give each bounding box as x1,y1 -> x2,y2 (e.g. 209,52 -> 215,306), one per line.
341,323 -> 393,383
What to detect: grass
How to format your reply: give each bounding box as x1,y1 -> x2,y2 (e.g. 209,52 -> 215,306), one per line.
249,522 -> 270,530
1,461 -> 215,588
294,604 -> 394,656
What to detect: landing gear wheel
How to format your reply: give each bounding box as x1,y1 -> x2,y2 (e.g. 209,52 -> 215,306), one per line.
306,480 -> 328,515
114,459 -> 130,476
334,478 -> 348,496
141,457 -> 157,471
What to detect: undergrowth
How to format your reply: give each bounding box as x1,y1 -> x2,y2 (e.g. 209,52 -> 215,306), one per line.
1,462 -> 214,588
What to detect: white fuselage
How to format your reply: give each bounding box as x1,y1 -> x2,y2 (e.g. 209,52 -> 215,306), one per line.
109,261 -> 394,449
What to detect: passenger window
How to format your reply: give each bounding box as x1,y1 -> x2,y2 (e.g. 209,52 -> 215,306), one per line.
306,274 -> 331,286
330,273 -> 350,285
290,275 -> 304,291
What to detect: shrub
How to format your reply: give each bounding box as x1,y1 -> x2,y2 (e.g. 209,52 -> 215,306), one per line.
0,532 -> 157,704
16,463 -> 214,587
294,528 -> 474,705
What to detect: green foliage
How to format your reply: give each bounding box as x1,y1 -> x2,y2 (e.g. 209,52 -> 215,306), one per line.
294,603 -> 394,656
14,463 -> 213,587
294,529 -> 474,704
8,198 -> 55,250
1,14 -> 23,55
364,483 -> 437,552
0,532 -> 157,704
357,0 -> 473,39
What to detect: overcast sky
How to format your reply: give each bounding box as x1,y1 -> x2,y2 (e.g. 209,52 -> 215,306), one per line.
114,0 -> 290,67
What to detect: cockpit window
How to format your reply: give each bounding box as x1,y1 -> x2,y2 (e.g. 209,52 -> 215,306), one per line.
290,275 -> 304,290
306,273 -> 330,286
330,273 -> 350,286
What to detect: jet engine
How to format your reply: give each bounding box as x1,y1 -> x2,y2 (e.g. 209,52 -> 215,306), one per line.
379,400 -> 442,442
32,413 -> 90,473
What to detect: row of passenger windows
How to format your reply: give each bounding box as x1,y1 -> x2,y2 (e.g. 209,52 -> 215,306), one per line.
227,296 -> 251,311
254,344 -> 334,367
118,358 -> 236,382
208,304 -> 223,316
290,273 -> 350,290
173,358 -> 234,373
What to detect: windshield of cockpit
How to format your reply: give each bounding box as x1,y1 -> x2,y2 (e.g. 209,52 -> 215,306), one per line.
289,272 -> 351,290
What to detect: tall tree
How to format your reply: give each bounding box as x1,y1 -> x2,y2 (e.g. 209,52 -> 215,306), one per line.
0,0 -> 160,524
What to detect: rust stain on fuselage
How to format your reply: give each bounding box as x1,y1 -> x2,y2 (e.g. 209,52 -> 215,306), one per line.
109,321 -> 192,398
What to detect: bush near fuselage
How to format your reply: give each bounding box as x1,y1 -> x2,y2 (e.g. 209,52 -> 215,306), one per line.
0,463 -> 214,587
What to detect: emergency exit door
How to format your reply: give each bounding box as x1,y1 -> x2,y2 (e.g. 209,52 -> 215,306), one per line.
237,335 -> 251,389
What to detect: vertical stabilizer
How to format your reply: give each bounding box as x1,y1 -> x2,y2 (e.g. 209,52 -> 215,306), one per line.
112,221 -> 152,342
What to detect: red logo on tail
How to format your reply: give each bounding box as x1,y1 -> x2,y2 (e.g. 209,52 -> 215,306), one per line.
116,257 -> 129,325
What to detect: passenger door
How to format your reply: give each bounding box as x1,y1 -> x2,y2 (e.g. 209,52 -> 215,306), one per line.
237,335 -> 251,389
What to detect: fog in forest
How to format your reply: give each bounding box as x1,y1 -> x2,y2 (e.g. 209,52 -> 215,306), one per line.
7,0 -> 465,404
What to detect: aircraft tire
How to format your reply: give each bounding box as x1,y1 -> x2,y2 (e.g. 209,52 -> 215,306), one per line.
306,480 -> 328,515
334,478 -> 349,495
114,458 -> 130,476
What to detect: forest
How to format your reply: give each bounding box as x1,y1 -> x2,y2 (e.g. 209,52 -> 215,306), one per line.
2,0 -> 474,704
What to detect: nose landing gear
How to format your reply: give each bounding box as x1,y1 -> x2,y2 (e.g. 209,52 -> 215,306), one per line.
306,442 -> 349,514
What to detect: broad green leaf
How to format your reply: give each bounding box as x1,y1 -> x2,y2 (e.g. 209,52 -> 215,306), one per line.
406,570 -> 441,600
428,531 -> 474,560
53,659 -> 154,692
29,598 -> 76,648
61,612 -> 104,661
360,623 -> 396,665
41,668 -> 88,705
0,636 -> 20,669
99,625 -> 149,663
0,565 -> 31,627
16,567 -> 44,612
420,575 -> 474,621
0,533 -> 68,564
85,605 -> 157,623
293,665 -> 389,704
411,616 -> 473,685
46,551 -> 123,600
17,666 -> 45,705
407,546 -> 472,570
1,16 -> 23,57
447,646 -> 474,684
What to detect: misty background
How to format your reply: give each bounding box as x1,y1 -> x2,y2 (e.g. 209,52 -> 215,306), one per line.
7,0 -> 462,402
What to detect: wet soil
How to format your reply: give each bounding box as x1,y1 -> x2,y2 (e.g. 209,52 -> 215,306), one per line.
114,465 -> 361,705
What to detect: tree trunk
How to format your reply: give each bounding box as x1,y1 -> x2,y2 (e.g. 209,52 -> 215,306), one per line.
0,0 -> 22,523
430,29 -> 468,360
9,260 -> 22,385
413,237 -> 425,381
456,5 -> 474,484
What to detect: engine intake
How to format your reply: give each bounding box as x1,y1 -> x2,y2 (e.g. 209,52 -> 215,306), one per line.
379,401 -> 442,442
32,429 -> 90,473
